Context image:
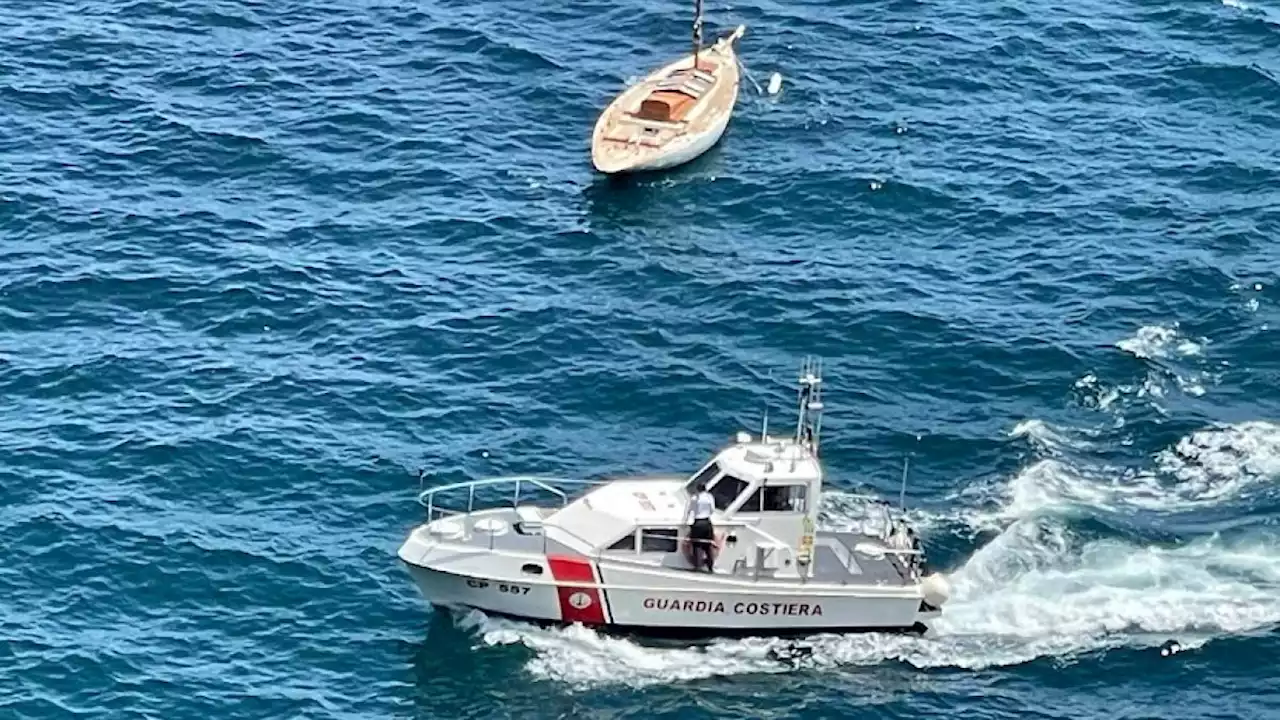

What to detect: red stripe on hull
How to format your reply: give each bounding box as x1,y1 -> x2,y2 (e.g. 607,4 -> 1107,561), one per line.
546,555 -> 607,625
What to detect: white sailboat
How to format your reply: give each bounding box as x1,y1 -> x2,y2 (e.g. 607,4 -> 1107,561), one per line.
590,0 -> 746,175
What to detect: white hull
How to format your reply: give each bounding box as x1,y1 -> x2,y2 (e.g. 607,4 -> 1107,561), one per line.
591,27 -> 745,175
620,108 -> 732,173
595,562 -> 931,633
400,536 -> 937,637
404,562 -> 565,621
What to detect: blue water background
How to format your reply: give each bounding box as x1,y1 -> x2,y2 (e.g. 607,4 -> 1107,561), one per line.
2,0 -> 1279,717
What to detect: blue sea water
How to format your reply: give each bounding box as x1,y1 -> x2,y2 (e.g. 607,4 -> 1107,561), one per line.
2,0 -> 1279,717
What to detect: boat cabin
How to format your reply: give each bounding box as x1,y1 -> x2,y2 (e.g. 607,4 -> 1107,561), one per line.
630,63 -> 719,124
540,360 -> 829,578
539,432 -> 824,579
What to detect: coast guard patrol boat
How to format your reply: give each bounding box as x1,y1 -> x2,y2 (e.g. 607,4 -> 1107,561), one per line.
398,358 -> 951,637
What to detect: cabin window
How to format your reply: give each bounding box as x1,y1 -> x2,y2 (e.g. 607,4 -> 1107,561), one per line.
606,532 -> 636,552
685,462 -> 721,495
739,484 -> 808,513
640,528 -> 678,553
710,474 -> 749,510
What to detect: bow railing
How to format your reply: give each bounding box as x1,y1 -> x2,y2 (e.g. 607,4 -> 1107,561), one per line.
417,475 -> 607,523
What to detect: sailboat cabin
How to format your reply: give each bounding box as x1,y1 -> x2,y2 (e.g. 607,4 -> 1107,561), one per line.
631,63 -> 720,123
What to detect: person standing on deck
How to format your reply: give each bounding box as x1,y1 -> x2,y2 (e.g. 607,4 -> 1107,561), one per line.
685,479 -> 716,572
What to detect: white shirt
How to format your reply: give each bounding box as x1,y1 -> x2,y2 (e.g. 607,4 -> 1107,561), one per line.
686,491 -> 714,523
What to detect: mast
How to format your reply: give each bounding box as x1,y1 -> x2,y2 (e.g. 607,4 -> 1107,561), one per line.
692,0 -> 704,68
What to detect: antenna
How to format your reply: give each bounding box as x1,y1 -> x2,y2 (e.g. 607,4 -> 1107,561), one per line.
899,434 -> 921,512
898,455 -> 909,512
760,367 -> 772,441
794,355 -> 824,455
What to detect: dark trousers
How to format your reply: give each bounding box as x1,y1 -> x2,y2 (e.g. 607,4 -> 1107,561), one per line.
689,518 -> 715,572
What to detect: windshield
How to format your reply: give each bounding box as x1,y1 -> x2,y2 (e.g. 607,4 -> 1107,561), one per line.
685,462 -> 720,495
710,474 -> 749,510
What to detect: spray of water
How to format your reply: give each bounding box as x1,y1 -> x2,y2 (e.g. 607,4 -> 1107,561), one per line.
450,419 -> 1280,688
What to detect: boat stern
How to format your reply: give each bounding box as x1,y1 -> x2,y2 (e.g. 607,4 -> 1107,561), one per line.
920,572 -> 952,608
908,572 -> 951,634
591,143 -> 640,175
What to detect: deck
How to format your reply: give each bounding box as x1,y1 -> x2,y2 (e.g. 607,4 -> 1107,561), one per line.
412,508 -> 920,589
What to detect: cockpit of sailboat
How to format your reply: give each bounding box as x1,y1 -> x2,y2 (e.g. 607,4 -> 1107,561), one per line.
632,64 -> 720,123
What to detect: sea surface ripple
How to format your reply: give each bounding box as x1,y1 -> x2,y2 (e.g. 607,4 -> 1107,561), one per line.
1,0 -> 1278,718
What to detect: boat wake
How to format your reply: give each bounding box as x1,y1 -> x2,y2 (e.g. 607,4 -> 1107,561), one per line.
451,419 -> 1280,687
970,418 -> 1280,522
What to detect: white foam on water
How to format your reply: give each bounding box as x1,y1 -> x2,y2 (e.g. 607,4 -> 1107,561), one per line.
967,421 -> 1280,523
1074,372 -> 1168,415
919,521 -> 1280,659
1076,372 -> 1217,418
1010,418 -> 1111,455
1154,421 -> 1280,505
1011,418 -> 1075,450
1110,325 -> 1217,400
1117,324 -> 1204,360
1174,373 -> 1208,397
817,488 -> 949,533
456,518 -> 1280,687
451,420 -> 1280,687
457,609 -> 787,685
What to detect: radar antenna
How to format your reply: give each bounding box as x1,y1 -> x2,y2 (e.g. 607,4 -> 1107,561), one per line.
794,356 -> 824,454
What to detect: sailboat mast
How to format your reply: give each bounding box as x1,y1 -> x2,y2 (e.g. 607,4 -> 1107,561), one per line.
692,0 -> 704,68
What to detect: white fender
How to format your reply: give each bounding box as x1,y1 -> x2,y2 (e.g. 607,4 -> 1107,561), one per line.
921,573 -> 951,607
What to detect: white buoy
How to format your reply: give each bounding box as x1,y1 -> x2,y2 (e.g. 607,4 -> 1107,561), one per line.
767,72 -> 782,95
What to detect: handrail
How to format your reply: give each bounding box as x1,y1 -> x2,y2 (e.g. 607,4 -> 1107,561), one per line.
418,474 -> 596,503
421,509 -> 926,583
630,518 -> 758,530
416,475 -> 928,577
417,475 -> 609,521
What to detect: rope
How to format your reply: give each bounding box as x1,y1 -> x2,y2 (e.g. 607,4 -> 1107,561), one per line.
736,55 -> 765,95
